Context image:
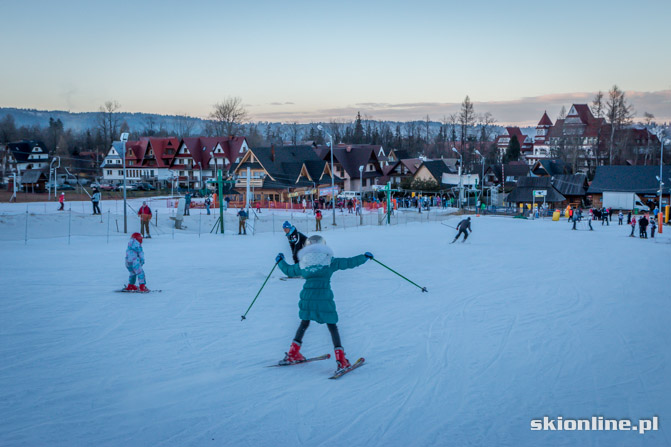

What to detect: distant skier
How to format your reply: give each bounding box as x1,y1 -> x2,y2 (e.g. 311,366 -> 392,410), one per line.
91,188 -> 101,215
138,201 -> 152,238
184,193 -> 191,216
205,195 -> 211,215
315,209 -> 323,231
618,211 -> 623,225
452,217 -> 472,243
639,215 -> 649,238
650,216 -> 657,238
237,209 -> 248,235
629,216 -> 637,237
275,234 -> 373,371
283,221 -> 307,263
124,232 -> 149,292
58,192 -> 65,211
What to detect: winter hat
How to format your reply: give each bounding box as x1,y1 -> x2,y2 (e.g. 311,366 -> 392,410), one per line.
298,235 -> 333,270
305,235 -> 326,246
282,221 -> 292,230
131,232 -> 143,244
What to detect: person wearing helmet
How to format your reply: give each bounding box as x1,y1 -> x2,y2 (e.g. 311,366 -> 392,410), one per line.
124,232 -> 149,292
452,216 -> 472,243
282,221 -> 307,264
275,235 -> 373,371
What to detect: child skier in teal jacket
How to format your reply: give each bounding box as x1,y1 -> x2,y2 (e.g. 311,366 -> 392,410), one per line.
276,234 -> 373,370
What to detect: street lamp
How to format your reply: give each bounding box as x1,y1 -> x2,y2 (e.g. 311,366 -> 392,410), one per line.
120,132 -> 129,233
317,124 -> 336,225
452,147 -> 463,209
475,149 -> 485,208
359,165 -> 364,225
198,161 -> 203,191
652,128 -> 669,220
49,156 -> 60,200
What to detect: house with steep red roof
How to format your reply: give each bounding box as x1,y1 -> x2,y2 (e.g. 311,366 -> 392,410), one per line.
316,145 -> 384,192
531,104 -> 611,172
170,136 -> 249,188
495,127 -> 533,162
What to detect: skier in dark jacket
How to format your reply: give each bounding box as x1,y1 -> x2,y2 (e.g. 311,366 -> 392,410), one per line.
639,215 -> 649,238
452,217 -> 472,243
283,220 -> 307,263
650,217 -> 657,238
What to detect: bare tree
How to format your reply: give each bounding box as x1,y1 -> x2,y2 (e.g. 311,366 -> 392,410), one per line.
209,97 -> 249,137
591,91 -> 604,118
97,100 -> 122,146
642,112 -> 655,165
557,106 -> 567,120
173,114 -> 196,138
289,122 -> 300,146
458,96 -> 476,168
606,85 -> 635,164
478,112 -> 497,142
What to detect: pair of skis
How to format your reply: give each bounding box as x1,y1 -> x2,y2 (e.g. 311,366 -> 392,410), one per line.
268,354 -> 365,379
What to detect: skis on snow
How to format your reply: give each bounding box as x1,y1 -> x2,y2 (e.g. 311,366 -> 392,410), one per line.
329,357 -> 365,379
268,353 -> 331,367
116,288 -> 162,293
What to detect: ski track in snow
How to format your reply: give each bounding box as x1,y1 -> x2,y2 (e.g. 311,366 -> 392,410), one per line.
1,213 -> 670,446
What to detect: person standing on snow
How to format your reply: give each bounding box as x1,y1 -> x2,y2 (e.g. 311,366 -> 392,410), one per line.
629,216 -> 637,237
58,192 -> 65,211
452,217 -> 472,243
205,195 -> 211,215
138,201 -> 152,238
315,209 -> 322,231
650,216 -> 657,238
124,232 -> 149,292
184,193 -> 191,216
283,220 -> 307,263
274,235 -> 373,371
91,188 -> 101,215
237,208 -> 248,235
639,215 -> 649,238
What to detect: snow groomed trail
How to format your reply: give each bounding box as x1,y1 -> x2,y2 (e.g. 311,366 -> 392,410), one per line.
0,215 -> 669,446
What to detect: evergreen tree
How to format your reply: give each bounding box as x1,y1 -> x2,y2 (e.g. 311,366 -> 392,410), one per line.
504,135 -> 521,163
353,112 -> 364,143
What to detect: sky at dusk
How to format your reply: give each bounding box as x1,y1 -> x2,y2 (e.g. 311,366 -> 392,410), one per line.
1,0 -> 669,125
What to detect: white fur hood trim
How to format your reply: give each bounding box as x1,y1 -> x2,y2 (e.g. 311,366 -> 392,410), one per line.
298,243 -> 334,270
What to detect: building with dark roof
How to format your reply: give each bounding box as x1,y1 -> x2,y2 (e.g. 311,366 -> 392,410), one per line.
587,165 -> 671,208
6,140 -> 49,172
232,145 -> 340,203
505,176 -> 566,206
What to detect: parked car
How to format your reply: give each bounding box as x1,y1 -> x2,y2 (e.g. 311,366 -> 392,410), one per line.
99,184 -> 115,191
58,183 -> 75,190
132,182 -> 156,191
116,184 -> 137,191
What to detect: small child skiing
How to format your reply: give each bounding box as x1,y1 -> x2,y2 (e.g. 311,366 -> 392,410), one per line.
124,232 -> 149,292
275,235 -> 372,371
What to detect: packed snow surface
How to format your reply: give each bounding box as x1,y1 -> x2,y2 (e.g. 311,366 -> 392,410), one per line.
1,211 -> 669,446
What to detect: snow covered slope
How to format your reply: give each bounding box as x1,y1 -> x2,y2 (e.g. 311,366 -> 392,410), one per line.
0,216 -> 669,446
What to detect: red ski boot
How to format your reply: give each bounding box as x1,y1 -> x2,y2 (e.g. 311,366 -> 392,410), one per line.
334,347 -> 351,370
139,284 -> 150,293
124,284 -> 138,292
282,341 -> 306,364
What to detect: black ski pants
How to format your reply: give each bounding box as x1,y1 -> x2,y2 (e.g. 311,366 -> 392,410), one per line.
453,229 -> 469,242
293,319 -> 342,349
92,201 -> 101,214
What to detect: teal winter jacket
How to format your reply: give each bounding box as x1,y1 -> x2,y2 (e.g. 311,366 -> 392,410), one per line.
278,244 -> 368,324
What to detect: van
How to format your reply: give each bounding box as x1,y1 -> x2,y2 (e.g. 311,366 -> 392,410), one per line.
337,191 -> 358,200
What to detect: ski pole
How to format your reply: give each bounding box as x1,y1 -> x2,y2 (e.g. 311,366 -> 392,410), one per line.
441,222 -> 456,229
371,258 -> 428,292
241,261 -> 279,321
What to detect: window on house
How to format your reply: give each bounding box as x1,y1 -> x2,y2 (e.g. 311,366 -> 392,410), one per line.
118,170 -> 122,176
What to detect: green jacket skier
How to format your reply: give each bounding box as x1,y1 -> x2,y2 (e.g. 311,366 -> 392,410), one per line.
275,234 -> 373,370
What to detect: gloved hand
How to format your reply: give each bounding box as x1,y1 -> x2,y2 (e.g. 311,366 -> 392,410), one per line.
275,253 -> 285,263
364,252 -> 374,259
